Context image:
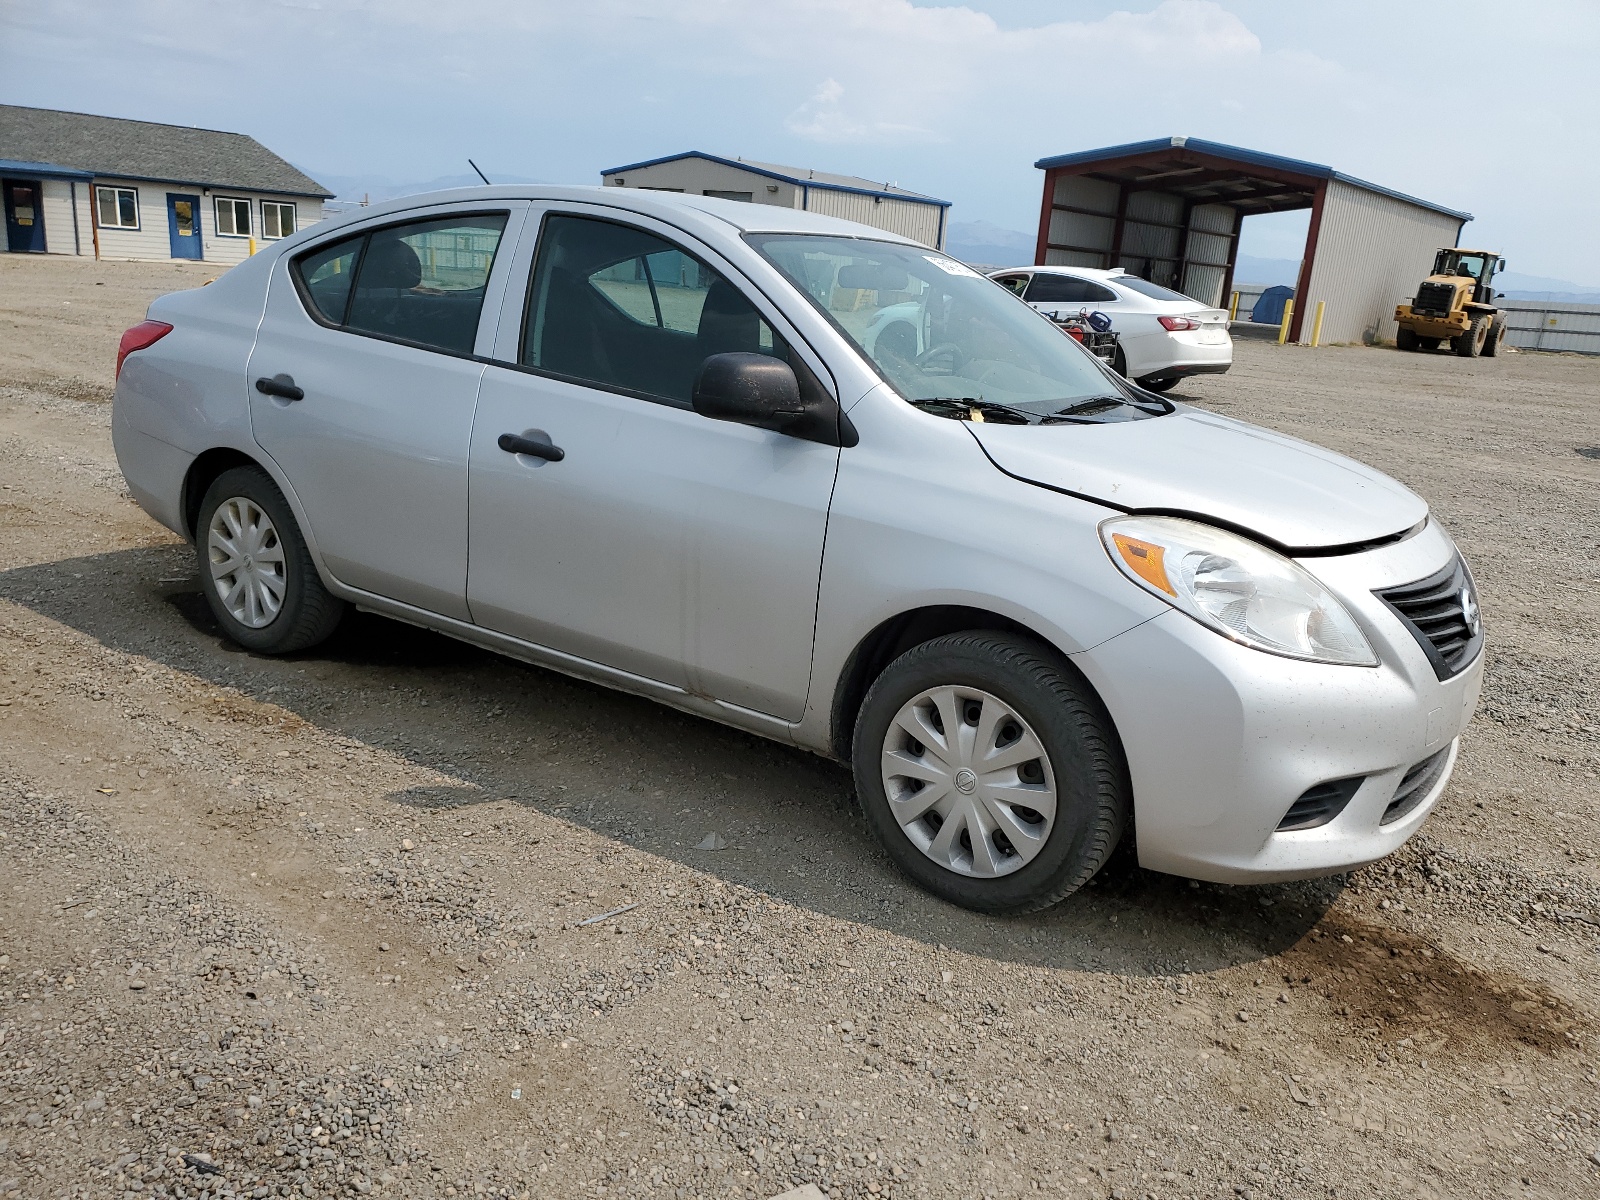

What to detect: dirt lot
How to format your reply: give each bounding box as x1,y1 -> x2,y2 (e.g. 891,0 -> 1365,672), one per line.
1,251 -> 1598,1200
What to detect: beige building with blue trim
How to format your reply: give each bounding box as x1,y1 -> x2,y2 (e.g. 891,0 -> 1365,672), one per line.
0,105 -> 331,265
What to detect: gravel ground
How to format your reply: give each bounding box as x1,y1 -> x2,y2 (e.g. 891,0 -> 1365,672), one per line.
1,252 -> 1599,1200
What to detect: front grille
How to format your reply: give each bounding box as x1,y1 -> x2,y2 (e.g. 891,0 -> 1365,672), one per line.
1278,776 -> 1364,831
1375,556 -> 1483,680
1413,281 -> 1457,316
1382,747 -> 1452,825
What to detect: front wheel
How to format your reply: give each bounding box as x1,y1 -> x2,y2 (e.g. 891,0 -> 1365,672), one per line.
196,465 -> 345,654
1453,316 -> 1487,358
852,632 -> 1130,914
1481,314 -> 1505,357
1395,326 -> 1419,351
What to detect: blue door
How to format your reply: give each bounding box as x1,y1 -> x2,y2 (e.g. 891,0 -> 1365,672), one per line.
3,179 -> 47,253
167,193 -> 203,259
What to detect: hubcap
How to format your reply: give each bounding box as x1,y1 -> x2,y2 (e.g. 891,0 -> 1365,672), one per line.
207,496 -> 286,629
881,686 -> 1057,879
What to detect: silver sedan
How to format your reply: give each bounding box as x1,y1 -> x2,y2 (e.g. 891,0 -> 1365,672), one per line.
112,186 -> 1483,912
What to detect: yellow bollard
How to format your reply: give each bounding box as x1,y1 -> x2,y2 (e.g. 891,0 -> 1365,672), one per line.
1277,298 -> 1295,345
1229,291 -> 1240,321
1310,300 -> 1326,347
248,237 -> 257,256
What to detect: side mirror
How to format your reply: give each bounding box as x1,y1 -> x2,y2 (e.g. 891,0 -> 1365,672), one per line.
692,352 -> 854,446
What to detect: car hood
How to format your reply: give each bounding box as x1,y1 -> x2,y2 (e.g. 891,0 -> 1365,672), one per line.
967,407 -> 1428,551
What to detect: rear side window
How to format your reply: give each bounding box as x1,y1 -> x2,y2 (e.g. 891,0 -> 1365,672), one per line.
522,214 -> 780,405
291,212 -> 508,355
1023,273 -> 1118,304
297,236 -> 361,324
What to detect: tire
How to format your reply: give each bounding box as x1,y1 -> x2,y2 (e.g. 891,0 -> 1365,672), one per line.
1481,314 -> 1504,357
1453,315 -> 1487,358
852,632 -> 1130,914
195,465 -> 345,654
1111,346 -> 1129,378
1395,326 -> 1419,352
1137,376 -> 1179,393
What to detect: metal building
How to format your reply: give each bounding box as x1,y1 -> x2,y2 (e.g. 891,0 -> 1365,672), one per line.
601,151 -> 950,249
1032,137 -> 1472,345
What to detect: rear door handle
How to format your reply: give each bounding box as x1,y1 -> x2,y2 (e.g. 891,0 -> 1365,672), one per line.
255,373 -> 304,401
497,432 -> 565,462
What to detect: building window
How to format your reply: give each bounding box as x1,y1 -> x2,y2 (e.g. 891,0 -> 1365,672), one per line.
215,197 -> 252,237
95,186 -> 139,229
702,190 -> 754,203
261,201 -> 297,239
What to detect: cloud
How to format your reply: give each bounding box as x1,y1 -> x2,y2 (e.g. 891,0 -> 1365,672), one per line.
785,78 -> 940,144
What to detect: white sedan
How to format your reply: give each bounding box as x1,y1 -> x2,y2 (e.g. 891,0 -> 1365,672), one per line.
989,266 -> 1231,391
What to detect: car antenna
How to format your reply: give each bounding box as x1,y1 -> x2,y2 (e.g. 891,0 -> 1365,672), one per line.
468,159 -> 492,186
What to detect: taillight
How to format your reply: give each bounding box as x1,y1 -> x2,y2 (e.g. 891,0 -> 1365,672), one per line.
116,320 -> 174,380
1157,315 -> 1200,331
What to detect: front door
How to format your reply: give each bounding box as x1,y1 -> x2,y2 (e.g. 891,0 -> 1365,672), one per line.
3,179 -> 46,253
247,206 -> 518,620
467,209 -> 839,721
166,193 -> 203,259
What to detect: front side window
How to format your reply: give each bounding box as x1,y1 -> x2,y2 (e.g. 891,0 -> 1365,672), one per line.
215,197 -> 252,237
522,214 -> 779,405
751,234 -> 1132,419
1023,273 -> 1117,304
261,201 -> 297,239
993,274 -> 1029,297
338,213 -> 507,354
96,186 -> 139,229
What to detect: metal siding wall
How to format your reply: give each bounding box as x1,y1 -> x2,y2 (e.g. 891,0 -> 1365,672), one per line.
1043,248 -> 1106,268
1047,209 -> 1114,253
1301,179 -> 1465,344
801,188 -> 944,248
604,161 -> 801,208
1498,300 -> 1600,354
1183,204 -> 1236,306
1053,175 -> 1119,213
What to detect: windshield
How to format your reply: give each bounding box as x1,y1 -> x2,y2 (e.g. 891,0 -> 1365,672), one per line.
1432,249 -> 1488,279
747,234 -> 1146,419
1112,275 -> 1199,303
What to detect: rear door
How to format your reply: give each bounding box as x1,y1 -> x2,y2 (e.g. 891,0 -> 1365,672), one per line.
247,204 -> 524,620
466,207 -> 840,720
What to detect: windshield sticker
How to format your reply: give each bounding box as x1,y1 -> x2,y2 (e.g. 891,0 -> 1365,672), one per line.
922,254 -> 982,279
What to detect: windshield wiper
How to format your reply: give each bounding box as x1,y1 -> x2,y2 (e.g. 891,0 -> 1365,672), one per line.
908,397 -> 1035,425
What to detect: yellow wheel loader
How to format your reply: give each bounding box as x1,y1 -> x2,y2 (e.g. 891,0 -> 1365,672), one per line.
1393,248 -> 1509,358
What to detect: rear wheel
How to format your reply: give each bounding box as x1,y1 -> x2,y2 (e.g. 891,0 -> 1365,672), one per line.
1138,376 -> 1179,393
1395,326 -> 1419,352
852,632 -> 1129,914
1481,314 -> 1505,357
196,465 -> 345,654
1111,346 -> 1129,378
1453,316 -> 1487,358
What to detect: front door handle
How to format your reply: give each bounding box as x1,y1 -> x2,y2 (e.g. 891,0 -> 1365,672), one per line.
254,373 -> 304,401
497,432 -> 565,462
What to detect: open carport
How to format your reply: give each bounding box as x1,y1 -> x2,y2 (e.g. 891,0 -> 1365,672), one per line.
1032,136 -> 1473,345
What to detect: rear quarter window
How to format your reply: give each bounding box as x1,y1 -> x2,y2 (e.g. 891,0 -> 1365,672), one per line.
295,235 -> 361,324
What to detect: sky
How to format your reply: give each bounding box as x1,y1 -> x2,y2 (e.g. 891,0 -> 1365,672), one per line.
4,0 -> 1598,282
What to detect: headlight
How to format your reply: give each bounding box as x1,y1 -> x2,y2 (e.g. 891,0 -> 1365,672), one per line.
1100,516 -> 1377,666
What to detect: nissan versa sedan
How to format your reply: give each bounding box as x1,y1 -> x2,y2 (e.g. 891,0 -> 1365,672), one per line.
112,186 -> 1484,913
990,265 -> 1232,391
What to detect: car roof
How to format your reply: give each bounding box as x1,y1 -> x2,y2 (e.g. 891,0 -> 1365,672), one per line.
312,184 -> 925,247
